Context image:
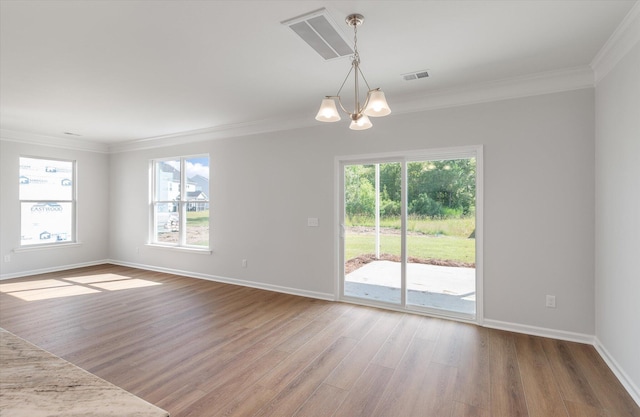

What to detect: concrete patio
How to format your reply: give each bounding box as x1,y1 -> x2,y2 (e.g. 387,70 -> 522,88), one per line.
345,260 -> 476,315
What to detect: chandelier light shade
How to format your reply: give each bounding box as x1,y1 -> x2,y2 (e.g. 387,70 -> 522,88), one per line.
315,14 -> 391,130
315,98 -> 341,122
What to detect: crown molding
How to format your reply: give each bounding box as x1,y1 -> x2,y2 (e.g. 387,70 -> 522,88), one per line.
3,65 -> 595,154
591,1 -> 640,84
107,117 -> 316,154
391,66 -> 594,115
110,65 -> 595,153
0,129 -> 109,153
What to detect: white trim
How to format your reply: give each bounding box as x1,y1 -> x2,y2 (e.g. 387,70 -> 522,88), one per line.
107,117 -> 315,153
591,2 -> 640,84
108,260 -> 335,301
1,130 -> 109,153
594,337 -> 640,407
0,259 -> 109,281
144,244 -> 212,255
483,319 -> 595,344
12,242 -> 83,253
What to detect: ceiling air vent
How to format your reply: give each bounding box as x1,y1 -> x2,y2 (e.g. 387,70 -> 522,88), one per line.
402,70 -> 430,81
282,8 -> 354,60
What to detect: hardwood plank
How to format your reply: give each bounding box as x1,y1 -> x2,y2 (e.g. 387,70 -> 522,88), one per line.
207,384 -> 277,417
513,333 -> 568,417
2,264 -> 639,417
412,361 -> 458,416
432,318 -> 465,366
451,401 -> 491,417
370,313 -> 421,369
371,337 -> 437,417
253,336 -> 358,417
570,343 -> 640,417
564,400 -> 610,417
257,307 -> 362,392
292,384 -> 348,417
332,364 -> 394,417
453,323 -> 491,409
324,310 -> 401,390
541,338 -> 602,408
489,330 -> 529,417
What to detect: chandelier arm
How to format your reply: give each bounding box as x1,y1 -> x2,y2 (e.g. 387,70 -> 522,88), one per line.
335,95 -> 350,115
356,65 -> 372,92
335,65 -> 354,97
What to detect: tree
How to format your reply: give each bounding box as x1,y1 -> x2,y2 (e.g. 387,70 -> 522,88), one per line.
345,165 -> 375,222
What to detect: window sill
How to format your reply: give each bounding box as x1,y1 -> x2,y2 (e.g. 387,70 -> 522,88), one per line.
14,242 -> 82,253
144,244 -> 212,255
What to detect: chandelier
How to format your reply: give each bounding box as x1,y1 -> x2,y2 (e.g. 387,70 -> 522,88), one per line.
315,14 -> 391,130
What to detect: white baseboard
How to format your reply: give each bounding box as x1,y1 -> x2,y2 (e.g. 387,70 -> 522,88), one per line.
594,337 -> 640,407
0,260 -> 110,281
108,259 -> 336,302
483,319 -> 595,344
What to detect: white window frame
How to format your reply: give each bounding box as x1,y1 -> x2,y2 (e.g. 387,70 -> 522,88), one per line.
149,155 -> 210,252
335,145 -> 484,324
19,156 -> 77,248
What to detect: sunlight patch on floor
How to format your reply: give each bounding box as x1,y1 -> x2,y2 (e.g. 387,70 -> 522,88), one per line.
0,273 -> 162,301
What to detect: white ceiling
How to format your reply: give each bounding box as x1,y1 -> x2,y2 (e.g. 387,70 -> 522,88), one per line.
0,0 -> 636,146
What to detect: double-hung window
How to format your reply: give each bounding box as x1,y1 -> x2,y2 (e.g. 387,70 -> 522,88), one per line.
19,156 -> 76,246
151,155 -> 210,249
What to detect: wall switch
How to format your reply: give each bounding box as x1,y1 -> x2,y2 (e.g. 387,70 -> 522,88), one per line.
546,295 -> 556,308
242,259 -> 248,268
3,255 -> 10,263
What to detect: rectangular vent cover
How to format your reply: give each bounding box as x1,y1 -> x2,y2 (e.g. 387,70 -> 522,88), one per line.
403,70 -> 430,81
282,8 -> 353,60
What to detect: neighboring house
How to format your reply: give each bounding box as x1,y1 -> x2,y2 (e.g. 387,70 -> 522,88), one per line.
186,191 -> 208,212
157,162 -> 196,202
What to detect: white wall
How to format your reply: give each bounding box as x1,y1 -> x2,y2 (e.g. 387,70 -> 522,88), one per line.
109,88 -> 596,335
0,140 -> 110,277
595,41 -> 640,396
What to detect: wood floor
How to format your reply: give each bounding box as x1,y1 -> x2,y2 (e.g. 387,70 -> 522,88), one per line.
0,264 -> 638,417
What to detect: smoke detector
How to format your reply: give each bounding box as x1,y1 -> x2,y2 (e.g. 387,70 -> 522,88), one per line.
282,8 -> 354,60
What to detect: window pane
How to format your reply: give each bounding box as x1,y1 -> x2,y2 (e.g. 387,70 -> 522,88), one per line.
21,202 -> 73,245
186,211 -> 209,246
20,157 -> 73,200
151,156 -> 209,248
155,160 -> 180,202
185,157 -> 209,247
155,202 -> 179,244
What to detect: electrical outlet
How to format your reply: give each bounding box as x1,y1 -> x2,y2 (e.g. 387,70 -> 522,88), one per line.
546,295 -> 556,308
242,259 -> 248,268
3,254 -> 10,263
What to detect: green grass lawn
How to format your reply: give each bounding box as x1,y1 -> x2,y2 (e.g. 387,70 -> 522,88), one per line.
347,215 -> 475,238
186,210 -> 209,225
345,233 -> 475,264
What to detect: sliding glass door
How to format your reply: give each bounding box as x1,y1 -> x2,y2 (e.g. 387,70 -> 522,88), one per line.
339,147 -> 481,320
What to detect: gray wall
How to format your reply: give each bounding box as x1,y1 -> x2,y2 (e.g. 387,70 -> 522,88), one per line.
0,140 -> 110,275
595,42 -> 640,393
107,88 -> 596,335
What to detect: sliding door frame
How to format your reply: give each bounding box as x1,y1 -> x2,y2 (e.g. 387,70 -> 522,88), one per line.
334,145 -> 484,324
